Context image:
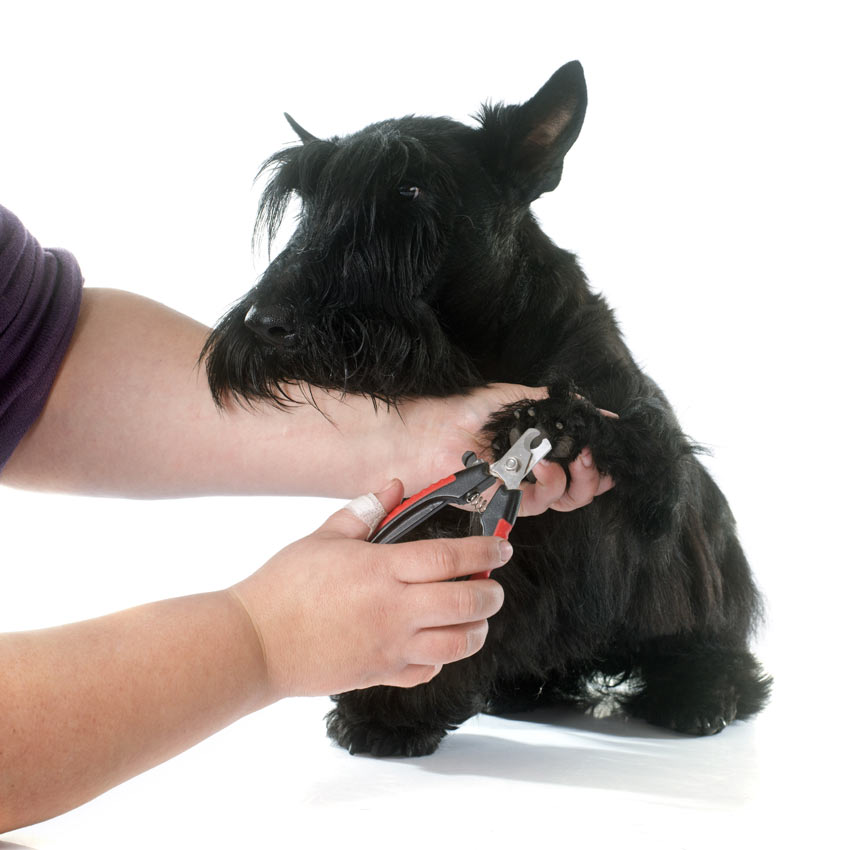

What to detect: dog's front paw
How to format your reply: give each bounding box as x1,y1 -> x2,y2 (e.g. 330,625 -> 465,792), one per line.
486,396 -> 609,479
485,394 -> 683,537
326,707 -> 448,758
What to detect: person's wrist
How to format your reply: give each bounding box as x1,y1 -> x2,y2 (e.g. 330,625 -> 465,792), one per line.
220,586 -> 278,708
339,395 -> 414,494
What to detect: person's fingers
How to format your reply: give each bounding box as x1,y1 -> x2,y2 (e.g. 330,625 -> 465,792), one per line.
549,448 -> 615,512
557,449 -> 601,511
595,472 -> 616,497
406,621 -> 490,666
518,447 -> 617,515
384,664 -> 442,689
391,536 -> 511,584
409,578 -> 504,628
320,479 -> 404,539
571,392 -> 619,419
517,459 -> 567,516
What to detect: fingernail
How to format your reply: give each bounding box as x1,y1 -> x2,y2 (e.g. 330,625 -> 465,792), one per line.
580,448 -> 593,468
498,539 -> 514,564
376,479 -> 399,495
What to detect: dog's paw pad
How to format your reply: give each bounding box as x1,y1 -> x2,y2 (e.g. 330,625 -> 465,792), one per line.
485,397 -> 603,471
508,405 -> 577,461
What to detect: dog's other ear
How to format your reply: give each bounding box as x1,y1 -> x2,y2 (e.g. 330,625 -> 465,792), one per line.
479,61 -> 587,202
285,112 -> 319,144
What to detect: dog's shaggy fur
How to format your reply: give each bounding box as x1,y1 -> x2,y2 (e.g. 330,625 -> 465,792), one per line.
203,61 -> 772,756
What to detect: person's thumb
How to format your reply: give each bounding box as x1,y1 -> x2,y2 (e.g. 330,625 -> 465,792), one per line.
316,479 -> 405,540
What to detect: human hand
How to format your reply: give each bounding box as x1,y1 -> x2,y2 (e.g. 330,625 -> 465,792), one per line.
227,480 -> 509,700
391,384 -> 616,516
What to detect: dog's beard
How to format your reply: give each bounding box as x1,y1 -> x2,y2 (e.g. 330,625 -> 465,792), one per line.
202,303 -> 483,408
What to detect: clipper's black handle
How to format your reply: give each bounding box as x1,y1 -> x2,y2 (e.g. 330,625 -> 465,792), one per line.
370,462 -> 494,544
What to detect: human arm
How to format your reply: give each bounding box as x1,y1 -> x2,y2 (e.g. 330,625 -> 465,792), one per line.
1,287 -> 612,507
0,481 -> 507,832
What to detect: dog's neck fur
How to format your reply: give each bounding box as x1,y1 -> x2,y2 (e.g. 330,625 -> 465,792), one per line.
438,213 -> 608,391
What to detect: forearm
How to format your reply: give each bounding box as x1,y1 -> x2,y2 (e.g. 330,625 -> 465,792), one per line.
0,590 -> 268,832
0,287 -> 576,503
0,287 -> 411,498
0,490 -> 509,832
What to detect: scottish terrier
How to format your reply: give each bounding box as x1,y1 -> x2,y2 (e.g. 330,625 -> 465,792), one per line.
203,61 -> 772,756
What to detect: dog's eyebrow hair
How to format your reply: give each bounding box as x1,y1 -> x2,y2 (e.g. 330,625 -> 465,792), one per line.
252,140 -> 339,251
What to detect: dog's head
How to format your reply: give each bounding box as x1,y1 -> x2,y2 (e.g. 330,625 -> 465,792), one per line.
203,61 -> 587,407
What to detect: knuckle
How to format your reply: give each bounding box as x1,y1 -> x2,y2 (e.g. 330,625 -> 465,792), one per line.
519,488 -> 542,517
392,667 -> 419,689
447,631 -> 470,662
455,586 -> 480,622
430,540 -> 458,579
421,664 -> 442,684
462,537 -> 499,572
574,492 -> 593,509
404,664 -> 439,688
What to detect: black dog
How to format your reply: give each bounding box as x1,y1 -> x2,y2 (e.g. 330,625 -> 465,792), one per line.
203,61 -> 771,756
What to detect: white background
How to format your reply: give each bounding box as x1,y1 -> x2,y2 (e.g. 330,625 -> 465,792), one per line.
1,1 -> 848,847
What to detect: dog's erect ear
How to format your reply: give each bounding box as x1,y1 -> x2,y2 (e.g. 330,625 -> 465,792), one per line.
479,61 -> 587,202
285,112 -> 319,144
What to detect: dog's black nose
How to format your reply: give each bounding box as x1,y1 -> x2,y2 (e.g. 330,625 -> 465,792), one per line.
244,303 -> 297,346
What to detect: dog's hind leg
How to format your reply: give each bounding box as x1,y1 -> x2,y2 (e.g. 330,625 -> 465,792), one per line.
621,639 -> 773,735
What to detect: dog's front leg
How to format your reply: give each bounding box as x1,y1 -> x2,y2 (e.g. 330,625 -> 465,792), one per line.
326,663 -> 488,757
484,386 -> 691,538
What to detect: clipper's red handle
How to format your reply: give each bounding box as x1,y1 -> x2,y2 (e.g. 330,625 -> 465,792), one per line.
374,473 -> 458,534
470,517 -> 514,580
370,462 -> 520,582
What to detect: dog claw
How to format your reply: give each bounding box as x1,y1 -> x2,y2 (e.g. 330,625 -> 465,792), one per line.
675,712 -> 733,736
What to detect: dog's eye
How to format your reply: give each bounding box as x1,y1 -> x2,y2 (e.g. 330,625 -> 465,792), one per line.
398,185 -> 421,200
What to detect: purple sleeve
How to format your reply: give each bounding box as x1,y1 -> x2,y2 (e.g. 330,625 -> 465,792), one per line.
0,204 -> 83,471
